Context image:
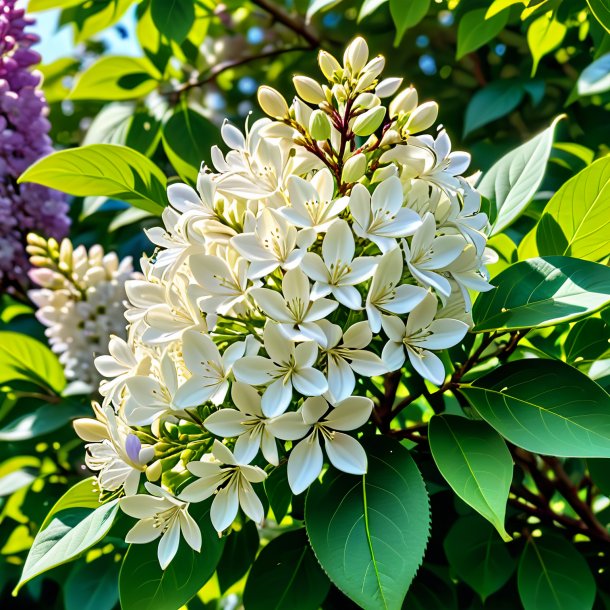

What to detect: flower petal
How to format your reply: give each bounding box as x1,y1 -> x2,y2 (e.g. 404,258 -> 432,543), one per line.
325,433 -> 367,474
288,435 -> 324,494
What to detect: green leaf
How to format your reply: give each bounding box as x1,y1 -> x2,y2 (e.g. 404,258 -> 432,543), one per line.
16,500 -> 119,593
457,8 -> 509,59
444,516 -> 515,600
564,317 -> 610,364
390,0 -> 431,45
265,462 -> 292,523
536,156 -> 610,262
359,0 -> 388,21
28,0 -> 82,10
69,56 -> 159,101
62,0 -> 134,43
460,359 -> 610,457
429,415 -> 512,540
404,569 -> 457,610
0,469 -> 37,496
118,501 -> 224,610
463,80 -> 525,137
65,555 -> 120,610
472,257 -> 610,332
19,144 -> 167,215
517,535 -> 595,610
577,53 -> 610,95
587,0 -> 610,33
150,0 -> 195,43
39,478 -> 101,532
217,521 -> 259,593
0,332 -> 65,393
243,529 -> 330,610
486,0 -> 525,18
587,457 -> 610,496
306,0 -> 342,20
161,106 -> 218,185
0,402 -> 87,441
306,436 -> 430,610
527,13 -> 567,76
479,116 -> 562,235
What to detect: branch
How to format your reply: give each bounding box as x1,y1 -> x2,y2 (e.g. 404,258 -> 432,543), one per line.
174,46 -> 312,95
250,0 -> 320,47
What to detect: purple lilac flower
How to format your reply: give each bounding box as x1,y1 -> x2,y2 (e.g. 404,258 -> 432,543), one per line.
0,0 -> 69,291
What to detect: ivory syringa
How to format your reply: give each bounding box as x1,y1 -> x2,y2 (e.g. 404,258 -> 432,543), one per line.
74,37 -> 494,569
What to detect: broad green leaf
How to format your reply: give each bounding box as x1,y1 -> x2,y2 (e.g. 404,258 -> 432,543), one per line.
150,0 -> 195,43
0,332 -> 65,393
40,57 -> 79,103
564,317 -> 610,364
162,106 -> 218,185
62,0 -> 134,43
0,469 -> 37,496
486,233 -> 517,277
518,535 -> 595,610
536,156 -> 610,262
390,0 -> 431,45
16,500 -> 119,592
464,80 -> 524,137
264,462 -> 292,523
457,9 -> 508,59
461,359 -> 610,457
587,458 -> 610,496
306,436 -> 430,610
243,529 -> 330,610
69,56 -> 159,101
429,415 -> 512,540
472,257 -> 610,332
0,402 -> 87,441
479,117 -> 562,235
306,0 -> 342,20
527,13 -> 567,76
217,521 -> 259,593
19,144 -> 167,215
587,0 -> 610,33
136,1 -> 172,74
39,478 -> 101,532
359,0 -> 388,21
28,0 -> 81,10
65,555 -> 120,610
404,569 -> 457,610
578,53 -> 610,95
118,501 -> 224,610
444,517 -> 515,600
517,227 -> 539,259
486,0 -> 525,18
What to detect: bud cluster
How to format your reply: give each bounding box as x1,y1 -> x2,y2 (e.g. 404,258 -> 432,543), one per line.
27,235 -> 138,390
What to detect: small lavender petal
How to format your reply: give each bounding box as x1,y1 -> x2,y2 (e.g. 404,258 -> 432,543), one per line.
125,434 -> 143,464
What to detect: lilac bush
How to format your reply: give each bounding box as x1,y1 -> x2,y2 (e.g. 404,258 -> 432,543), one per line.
0,0 -> 69,291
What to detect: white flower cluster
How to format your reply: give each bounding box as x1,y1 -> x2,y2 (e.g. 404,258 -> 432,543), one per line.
76,37 -> 493,569
27,235 -> 137,390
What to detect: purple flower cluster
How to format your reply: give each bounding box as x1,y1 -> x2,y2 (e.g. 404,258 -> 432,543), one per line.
0,0 -> 69,290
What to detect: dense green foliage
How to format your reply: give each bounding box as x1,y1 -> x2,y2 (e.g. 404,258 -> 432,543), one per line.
1,1 -> 610,609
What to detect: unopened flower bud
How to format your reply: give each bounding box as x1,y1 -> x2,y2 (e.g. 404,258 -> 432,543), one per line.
344,37 -> 369,74
389,86 -> 418,118
146,460 -> 162,481
371,164 -> 398,184
341,153 -> 367,183
293,75 -> 325,104
352,105 -> 386,136
406,101 -> 439,133
376,77 -> 403,98
30,255 -> 51,268
59,238 -> 73,268
27,233 -> 48,249
379,128 -> 403,147
309,109 -> 331,140
318,50 -> 342,82
354,92 -> 379,110
257,86 -> 289,119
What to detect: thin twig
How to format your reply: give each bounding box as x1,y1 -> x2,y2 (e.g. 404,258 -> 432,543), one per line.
250,0 -> 320,47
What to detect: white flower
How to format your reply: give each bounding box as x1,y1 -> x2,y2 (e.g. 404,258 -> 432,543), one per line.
120,483 -> 201,570
365,247 -> 428,333
381,292 -> 468,385
76,404 -> 153,495
279,168 -> 349,232
268,396 -> 373,494
180,440 -> 267,534
301,220 -> 377,309
173,331 -> 248,408
250,268 -> 338,345
233,322 -> 327,416
123,353 -> 181,426
402,212 -> 465,298
231,208 -> 314,279
318,320 -> 386,402
349,176 -> 422,253
204,382 -> 282,466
